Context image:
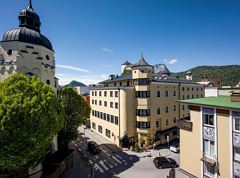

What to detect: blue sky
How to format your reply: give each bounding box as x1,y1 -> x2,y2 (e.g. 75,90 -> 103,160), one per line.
1,0 -> 240,85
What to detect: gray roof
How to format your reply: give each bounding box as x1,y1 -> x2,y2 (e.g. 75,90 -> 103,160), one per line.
132,54 -> 152,67
122,60 -> 131,65
99,74 -> 132,84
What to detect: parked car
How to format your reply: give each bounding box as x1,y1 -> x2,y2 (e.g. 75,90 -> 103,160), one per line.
170,143 -> 179,153
153,157 -> 179,169
87,141 -> 101,154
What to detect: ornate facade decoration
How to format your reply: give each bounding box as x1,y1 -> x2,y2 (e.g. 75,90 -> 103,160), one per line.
203,126 -> 215,140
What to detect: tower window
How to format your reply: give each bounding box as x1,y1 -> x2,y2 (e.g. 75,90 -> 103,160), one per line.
46,80 -> 50,85
46,55 -> 50,60
7,49 -> 13,56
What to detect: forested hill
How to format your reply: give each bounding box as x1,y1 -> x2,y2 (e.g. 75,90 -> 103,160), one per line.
171,65 -> 240,86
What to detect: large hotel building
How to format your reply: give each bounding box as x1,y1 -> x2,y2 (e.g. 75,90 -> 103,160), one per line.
178,93 -> 240,178
90,55 -> 204,146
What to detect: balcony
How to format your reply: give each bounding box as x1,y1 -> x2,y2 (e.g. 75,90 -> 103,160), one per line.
136,116 -> 151,122
136,128 -> 150,134
136,98 -> 151,107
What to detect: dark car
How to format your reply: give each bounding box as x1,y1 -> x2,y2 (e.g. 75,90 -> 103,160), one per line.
153,157 -> 179,169
87,141 -> 101,154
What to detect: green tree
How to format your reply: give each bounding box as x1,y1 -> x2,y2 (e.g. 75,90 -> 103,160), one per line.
58,87 -> 91,150
0,73 -> 64,178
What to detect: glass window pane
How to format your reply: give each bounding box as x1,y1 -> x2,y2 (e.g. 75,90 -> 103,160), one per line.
210,141 -> 215,157
235,118 -> 240,131
235,147 -> 240,161
204,140 -> 209,155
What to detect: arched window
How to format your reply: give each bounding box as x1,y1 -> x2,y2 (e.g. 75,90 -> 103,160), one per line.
166,106 -> 168,113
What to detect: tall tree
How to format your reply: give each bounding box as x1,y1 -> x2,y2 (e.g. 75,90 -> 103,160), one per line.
58,87 -> 91,150
0,73 -> 64,178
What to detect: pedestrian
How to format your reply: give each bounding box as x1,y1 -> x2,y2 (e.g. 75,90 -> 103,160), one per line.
153,142 -> 156,150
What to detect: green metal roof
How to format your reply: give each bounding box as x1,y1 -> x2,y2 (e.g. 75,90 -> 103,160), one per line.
179,96 -> 240,110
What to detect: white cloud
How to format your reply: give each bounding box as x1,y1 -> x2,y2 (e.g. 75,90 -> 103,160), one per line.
164,59 -> 178,65
102,64 -> 113,68
56,73 -> 108,86
56,64 -> 91,73
169,59 -> 178,65
101,48 -> 114,53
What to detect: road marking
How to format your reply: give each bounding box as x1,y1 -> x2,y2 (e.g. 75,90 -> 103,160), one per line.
104,159 -> 114,168
99,160 -> 109,171
112,156 -> 122,164
94,163 -> 104,173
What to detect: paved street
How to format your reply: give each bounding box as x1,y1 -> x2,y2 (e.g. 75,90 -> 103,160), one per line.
64,126 -> 190,178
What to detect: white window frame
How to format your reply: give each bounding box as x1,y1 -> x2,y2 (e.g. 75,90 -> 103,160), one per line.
233,116 -> 240,132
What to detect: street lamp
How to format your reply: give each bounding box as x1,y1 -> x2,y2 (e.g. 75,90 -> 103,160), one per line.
83,126 -> 87,158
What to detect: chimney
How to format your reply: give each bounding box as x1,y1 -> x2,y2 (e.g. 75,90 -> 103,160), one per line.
231,92 -> 240,102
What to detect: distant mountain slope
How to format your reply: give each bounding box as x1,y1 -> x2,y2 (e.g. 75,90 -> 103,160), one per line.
172,65 -> 240,86
65,80 -> 87,87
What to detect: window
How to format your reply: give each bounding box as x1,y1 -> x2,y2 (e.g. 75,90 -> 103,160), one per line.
234,147 -> 240,161
234,117 -> 240,131
100,112 -> 103,119
187,95 -> 189,99
166,119 -> 169,125
136,91 -> 150,98
95,91 -> 97,96
104,101 -> 107,107
203,163 -> 215,177
127,81 -> 130,86
99,101 -> 102,106
114,82 -> 116,86
115,116 -> 119,125
115,102 -> 118,109
92,100 -> 94,104
134,78 -> 150,85
92,91 -> 94,96
182,95 -> 185,99
92,122 -> 96,129
165,91 -> 168,97
182,105 -> 185,110
182,87 -> 185,91
173,105 -> 176,111
157,91 -> 160,97
98,125 -> 102,133
173,91 -> 176,96
203,139 -> 215,158
136,109 -> 151,116
136,121 -> 150,128
156,121 -> 159,127
115,91 -> 118,97
92,110 -> 94,116
103,113 -> 106,120
107,114 -> 110,121
110,102 -> 113,108
46,55 -> 50,60
192,87 -> 194,91
111,115 -> 114,123
46,80 -> 50,85
187,87 -> 189,91
94,100 -> 97,105
157,108 -> 160,115
165,106 -> 168,113
99,91 -> 102,96
105,129 -> 111,138
104,91 -> 107,97
203,113 -> 214,126
174,117 -> 176,123
110,91 -> 113,97
120,82 -> 122,86
192,95 -> 194,99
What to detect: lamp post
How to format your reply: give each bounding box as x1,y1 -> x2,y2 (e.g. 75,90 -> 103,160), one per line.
83,126 -> 87,158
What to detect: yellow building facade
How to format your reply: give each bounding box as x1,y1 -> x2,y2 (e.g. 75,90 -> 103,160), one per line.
178,95 -> 240,178
90,56 -> 204,146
